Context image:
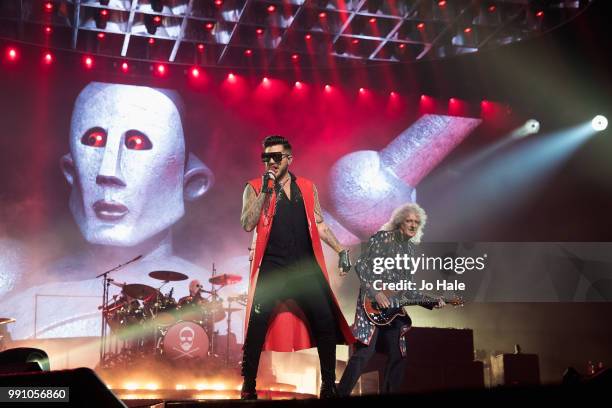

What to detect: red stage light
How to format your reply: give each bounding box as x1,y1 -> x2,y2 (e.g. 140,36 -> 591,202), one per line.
536,10 -> 544,18
244,49 -> 253,56
227,73 -> 236,83
390,91 -> 397,97
305,33 -> 312,40
44,2 -> 53,12
197,43 -> 205,51
100,9 -> 108,17
121,62 -> 129,72
205,22 -> 215,30
324,84 -> 332,92
256,28 -> 264,36
417,22 -> 425,30
148,38 -> 155,45
351,39 -> 359,45
44,26 -> 52,34
190,67 -> 200,78
291,54 -> 299,62
267,5 -> 276,13
214,0 -> 223,6
97,32 -> 106,39
6,47 -> 18,61
262,77 -> 269,83
83,56 -> 94,69
438,0 -> 447,7
359,87 -> 366,94
464,27 -> 472,33
295,81 -> 303,89
156,64 -> 166,75
43,51 -> 53,64
319,12 -> 327,19
398,43 -> 406,49
369,17 -> 376,24
488,5 -> 496,13
153,15 -> 162,24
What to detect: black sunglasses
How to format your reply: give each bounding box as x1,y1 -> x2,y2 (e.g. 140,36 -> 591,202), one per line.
261,152 -> 290,163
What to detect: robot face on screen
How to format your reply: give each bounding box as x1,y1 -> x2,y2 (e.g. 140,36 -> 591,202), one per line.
61,82 -> 213,247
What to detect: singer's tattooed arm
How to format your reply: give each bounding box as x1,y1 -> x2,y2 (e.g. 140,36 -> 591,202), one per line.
241,184 -> 268,232
313,185 -> 344,254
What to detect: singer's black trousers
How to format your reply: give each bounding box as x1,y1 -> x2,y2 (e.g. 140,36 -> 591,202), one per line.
241,260 -> 338,384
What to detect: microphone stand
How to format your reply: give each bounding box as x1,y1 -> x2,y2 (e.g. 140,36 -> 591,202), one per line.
96,255 -> 143,367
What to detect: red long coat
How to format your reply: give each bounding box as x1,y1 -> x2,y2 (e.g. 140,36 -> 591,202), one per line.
244,176 -> 355,351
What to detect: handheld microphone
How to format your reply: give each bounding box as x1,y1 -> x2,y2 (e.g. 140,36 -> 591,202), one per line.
262,171 -> 275,193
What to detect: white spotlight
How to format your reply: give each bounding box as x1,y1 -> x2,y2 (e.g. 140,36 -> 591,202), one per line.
525,119 -> 540,135
591,115 -> 608,132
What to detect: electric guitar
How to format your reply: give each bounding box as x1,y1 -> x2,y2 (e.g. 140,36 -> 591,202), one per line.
363,290 -> 464,326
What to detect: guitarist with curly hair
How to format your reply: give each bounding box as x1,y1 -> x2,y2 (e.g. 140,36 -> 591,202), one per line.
338,203 -> 448,396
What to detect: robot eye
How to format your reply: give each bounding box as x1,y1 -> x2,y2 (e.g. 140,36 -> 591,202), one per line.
125,130 -> 153,151
81,127 -> 107,148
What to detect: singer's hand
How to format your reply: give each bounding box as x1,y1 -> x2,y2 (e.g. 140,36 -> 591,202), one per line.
262,171 -> 276,194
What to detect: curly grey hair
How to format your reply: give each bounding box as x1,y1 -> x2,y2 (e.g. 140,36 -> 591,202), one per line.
380,202 -> 427,244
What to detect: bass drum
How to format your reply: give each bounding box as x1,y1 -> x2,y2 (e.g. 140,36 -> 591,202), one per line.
159,321 -> 209,361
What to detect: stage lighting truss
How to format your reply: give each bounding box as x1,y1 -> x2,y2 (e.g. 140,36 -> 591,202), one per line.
0,0 -> 593,68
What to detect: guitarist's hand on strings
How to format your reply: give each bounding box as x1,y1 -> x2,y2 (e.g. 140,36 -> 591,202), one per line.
434,297 -> 446,309
375,292 -> 391,308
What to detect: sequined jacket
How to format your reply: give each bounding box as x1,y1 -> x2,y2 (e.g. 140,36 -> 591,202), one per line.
350,230 -> 434,356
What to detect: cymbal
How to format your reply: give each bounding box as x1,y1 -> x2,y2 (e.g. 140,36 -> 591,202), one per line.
123,284 -> 158,300
0,317 -> 16,325
148,270 -> 189,281
209,274 -> 242,286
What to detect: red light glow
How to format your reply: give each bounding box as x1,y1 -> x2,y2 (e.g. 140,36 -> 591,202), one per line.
267,5 -> 276,13
488,5 -> 496,12
148,38 -> 156,45
190,67 -> 200,78
45,26 -> 52,34
100,9 -> 108,17
43,52 -> 53,64
205,22 -> 215,30
156,64 -> 166,75
84,56 -> 94,69
97,32 -> 106,39
227,73 -> 236,83
536,11 -> 544,18
214,0 -> 223,6
464,27 -> 472,33
438,0 -> 447,7
324,84 -> 332,92
305,33 -> 312,40
153,16 -> 162,24
291,54 -> 299,62
256,28 -> 264,35
6,47 -> 18,61
197,43 -> 205,51
121,62 -> 129,72
244,49 -> 253,56
351,39 -> 359,45
369,18 -> 376,24
44,2 -> 53,12
398,43 -> 406,49
417,22 -> 425,30
319,12 -> 327,19
294,81 -> 303,89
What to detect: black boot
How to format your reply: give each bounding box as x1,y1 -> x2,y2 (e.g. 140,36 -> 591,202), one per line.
319,381 -> 339,399
240,378 -> 257,400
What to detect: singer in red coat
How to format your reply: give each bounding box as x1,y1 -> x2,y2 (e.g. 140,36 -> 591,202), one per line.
239,135 -> 354,399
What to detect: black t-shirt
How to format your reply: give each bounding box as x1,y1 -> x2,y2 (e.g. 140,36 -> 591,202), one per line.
262,173 -> 315,268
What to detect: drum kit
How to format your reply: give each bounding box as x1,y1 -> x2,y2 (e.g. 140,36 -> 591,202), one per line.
99,267 -> 247,368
